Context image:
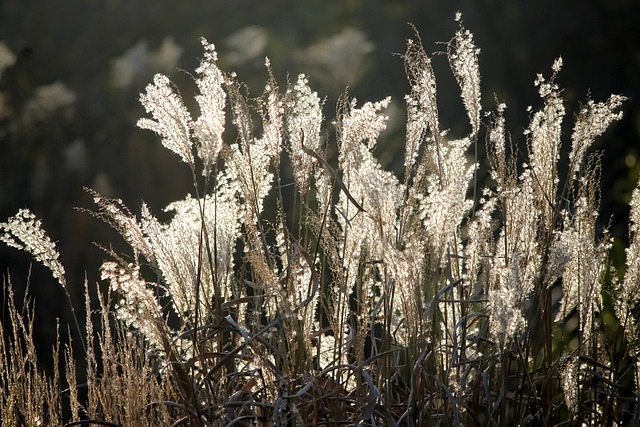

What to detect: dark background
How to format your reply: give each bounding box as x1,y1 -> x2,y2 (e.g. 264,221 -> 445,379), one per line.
1,0 -> 639,360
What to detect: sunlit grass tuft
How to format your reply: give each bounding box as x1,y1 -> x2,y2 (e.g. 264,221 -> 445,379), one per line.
0,16 -> 635,426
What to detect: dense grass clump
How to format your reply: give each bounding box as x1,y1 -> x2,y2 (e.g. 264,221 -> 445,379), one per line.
1,16 -> 635,426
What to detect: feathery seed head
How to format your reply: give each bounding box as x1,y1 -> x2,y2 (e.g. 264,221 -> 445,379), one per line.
138,74 -> 194,167
285,74 -> 323,194
193,38 -> 226,176
0,209 -> 66,289
569,94 -> 626,179
448,17 -> 481,137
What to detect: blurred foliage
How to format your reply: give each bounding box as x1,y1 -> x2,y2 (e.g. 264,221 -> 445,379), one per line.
0,0 -> 638,360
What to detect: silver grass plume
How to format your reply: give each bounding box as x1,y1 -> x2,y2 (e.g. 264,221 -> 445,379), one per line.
525,58 -> 565,231
285,74 -> 323,196
87,190 -> 152,262
417,136 -> 476,268
332,95 -> 396,359
554,158 -> 608,342
569,94 -> 626,180
449,12 -> 481,138
137,74 -> 194,168
193,38 -> 226,177
259,59 -> 284,167
403,32 -> 440,179
100,260 -> 165,349
0,209 -> 86,351
615,178 -> 640,355
0,209 -> 66,289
